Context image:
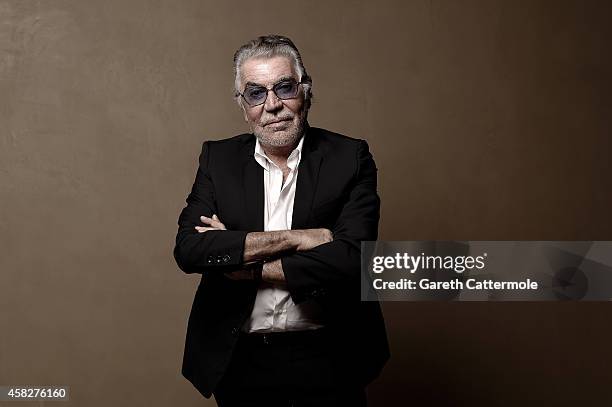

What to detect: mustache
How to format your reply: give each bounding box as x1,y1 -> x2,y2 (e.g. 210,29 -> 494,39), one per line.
262,116 -> 294,126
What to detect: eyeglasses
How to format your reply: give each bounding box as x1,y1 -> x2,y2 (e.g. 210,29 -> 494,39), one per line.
237,77 -> 308,107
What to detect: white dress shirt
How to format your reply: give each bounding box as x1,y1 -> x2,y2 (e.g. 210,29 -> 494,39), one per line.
242,134 -> 325,333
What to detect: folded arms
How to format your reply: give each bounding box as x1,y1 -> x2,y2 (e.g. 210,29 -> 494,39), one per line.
173,140 -> 379,303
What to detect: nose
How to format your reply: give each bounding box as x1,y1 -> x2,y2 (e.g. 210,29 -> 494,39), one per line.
263,89 -> 283,112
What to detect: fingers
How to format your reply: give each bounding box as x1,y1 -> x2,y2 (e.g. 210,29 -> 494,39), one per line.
194,213 -> 227,232
195,226 -> 218,233
200,214 -> 227,230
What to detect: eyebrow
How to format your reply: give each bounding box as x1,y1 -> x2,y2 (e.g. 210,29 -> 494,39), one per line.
244,76 -> 296,88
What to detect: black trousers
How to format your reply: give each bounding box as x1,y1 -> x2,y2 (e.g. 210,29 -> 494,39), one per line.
213,328 -> 367,407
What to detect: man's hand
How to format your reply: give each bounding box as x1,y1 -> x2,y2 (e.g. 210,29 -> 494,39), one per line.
196,214 -> 247,280
195,214 -> 226,232
294,228 -> 333,251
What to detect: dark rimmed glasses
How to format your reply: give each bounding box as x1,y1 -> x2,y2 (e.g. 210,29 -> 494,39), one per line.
237,77 -> 308,107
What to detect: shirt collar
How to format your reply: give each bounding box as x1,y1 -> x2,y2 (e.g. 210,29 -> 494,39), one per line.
254,133 -> 305,171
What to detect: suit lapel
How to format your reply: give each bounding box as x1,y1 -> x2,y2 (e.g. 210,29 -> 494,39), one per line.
240,125 -> 323,232
241,138 -> 264,232
292,127 -> 322,230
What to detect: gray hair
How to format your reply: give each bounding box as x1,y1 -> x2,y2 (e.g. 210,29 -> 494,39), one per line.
233,35 -> 312,108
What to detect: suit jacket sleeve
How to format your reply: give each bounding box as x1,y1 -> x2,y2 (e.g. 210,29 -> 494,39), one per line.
282,140 -> 380,304
173,141 -> 248,274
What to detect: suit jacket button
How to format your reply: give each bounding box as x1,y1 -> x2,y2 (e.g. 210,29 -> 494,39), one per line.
222,254 -> 231,263
206,255 -> 213,264
216,255 -> 223,264
231,327 -> 239,336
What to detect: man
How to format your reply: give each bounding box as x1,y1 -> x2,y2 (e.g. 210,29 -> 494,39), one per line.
173,35 -> 389,407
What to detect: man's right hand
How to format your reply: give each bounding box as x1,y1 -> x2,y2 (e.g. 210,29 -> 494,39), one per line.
294,228 -> 333,251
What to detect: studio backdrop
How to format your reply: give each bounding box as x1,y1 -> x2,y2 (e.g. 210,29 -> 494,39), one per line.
1,1 -> 610,406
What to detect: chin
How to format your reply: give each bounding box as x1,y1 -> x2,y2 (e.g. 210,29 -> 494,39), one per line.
255,125 -> 302,148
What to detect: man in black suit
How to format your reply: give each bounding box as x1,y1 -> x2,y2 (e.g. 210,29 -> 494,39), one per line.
173,35 -> 389,407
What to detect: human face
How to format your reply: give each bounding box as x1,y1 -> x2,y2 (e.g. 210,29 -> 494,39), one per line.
238,56 -> 308,149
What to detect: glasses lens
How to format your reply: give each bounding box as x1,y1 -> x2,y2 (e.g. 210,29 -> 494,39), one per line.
274,80 -> 298,100
244,86 -> 267,105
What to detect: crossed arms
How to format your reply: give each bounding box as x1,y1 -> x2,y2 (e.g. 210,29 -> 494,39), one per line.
195,214 -> 332,284
173,139 -> 379,304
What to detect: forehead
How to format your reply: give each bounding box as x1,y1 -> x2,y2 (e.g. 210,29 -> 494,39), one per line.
240,55 -> 297,87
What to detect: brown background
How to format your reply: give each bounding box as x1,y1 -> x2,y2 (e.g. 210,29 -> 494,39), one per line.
1,0 -> 610,406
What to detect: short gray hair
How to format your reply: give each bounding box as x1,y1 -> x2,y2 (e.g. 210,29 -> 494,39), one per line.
233,35 -> 312,108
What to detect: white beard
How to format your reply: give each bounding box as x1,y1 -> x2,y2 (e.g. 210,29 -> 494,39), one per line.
253,114 -> 307,149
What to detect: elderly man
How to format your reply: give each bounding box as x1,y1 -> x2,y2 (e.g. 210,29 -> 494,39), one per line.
173,35 -> 389,407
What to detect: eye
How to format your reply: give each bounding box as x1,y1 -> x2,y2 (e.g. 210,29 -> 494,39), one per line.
275,81 -> 297,97
246,87 -> 266,98
276,82 -> 293,91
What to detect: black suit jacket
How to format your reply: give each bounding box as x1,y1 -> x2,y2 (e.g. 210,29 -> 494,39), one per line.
173,125 -> 390,398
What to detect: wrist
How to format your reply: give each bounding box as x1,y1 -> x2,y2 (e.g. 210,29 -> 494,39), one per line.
261,259 -> 286,284
285,229 -> 302,251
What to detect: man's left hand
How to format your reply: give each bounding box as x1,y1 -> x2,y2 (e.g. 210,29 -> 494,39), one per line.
194,214 -> 285,284
195,214 -> 226,232
196,214 -> 255,280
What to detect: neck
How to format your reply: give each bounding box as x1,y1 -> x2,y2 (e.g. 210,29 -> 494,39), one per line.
257,121 -> 308,165
261,142 -> 297,163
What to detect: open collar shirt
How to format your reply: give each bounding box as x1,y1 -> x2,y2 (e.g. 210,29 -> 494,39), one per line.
242,133 -> 325,333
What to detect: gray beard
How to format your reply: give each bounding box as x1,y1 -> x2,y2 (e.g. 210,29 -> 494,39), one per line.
253,115 -> 307,149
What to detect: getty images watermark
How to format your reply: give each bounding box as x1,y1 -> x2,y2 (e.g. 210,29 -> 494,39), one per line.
360,241 -> 612,301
